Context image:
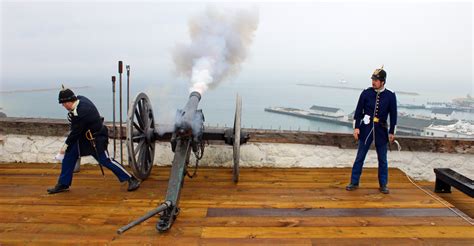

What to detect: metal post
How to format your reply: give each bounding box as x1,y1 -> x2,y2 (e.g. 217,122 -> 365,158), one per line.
126,65 -> 130,113
118,61 -> 123,165
112,76 -> 116,159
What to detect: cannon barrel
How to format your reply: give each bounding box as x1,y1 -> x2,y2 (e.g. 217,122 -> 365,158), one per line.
174,91 -> 203,137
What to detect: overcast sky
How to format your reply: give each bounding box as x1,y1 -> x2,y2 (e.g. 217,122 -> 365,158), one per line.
1,1 -> 472,95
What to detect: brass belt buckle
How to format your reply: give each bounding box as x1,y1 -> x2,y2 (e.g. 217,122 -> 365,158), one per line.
373,117 -> 379,123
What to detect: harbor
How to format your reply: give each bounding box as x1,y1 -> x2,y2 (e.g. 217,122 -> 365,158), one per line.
264,103 -> 474,138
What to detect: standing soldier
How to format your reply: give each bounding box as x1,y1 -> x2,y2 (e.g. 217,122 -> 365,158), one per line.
346,66 -> 397,194
47,85 -> 140,194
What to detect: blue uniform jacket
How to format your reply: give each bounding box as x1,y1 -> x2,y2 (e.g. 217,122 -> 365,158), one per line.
354,87 -> 397,146
65,95 -> 109,156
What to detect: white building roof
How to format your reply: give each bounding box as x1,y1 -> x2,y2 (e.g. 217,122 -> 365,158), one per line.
310,105 -> 341,113
426,121 -> 474,136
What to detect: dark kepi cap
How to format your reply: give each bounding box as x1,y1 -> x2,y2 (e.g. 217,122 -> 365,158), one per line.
58,84 -> 77,103
371,66 -> 387,82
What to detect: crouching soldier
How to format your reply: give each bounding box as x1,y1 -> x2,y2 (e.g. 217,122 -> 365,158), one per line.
47,85 -> 140,194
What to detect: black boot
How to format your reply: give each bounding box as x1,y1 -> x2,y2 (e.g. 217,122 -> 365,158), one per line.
379,186 -> 390,194
47,184 -> 69,194
345,183 -> 359,191
127,176 -> 141,191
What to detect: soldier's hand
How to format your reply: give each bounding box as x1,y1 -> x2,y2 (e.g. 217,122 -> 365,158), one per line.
54,152 -> 65,161
389,134 -> 395,143
59,144 -> 67,155
353,128 -> 360,140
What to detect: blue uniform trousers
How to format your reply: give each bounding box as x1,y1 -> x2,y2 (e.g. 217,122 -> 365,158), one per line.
58,142 -> 131,186
350,133 -> 388,187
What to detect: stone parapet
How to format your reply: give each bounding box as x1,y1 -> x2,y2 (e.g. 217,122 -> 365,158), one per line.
1,117 -> 473,181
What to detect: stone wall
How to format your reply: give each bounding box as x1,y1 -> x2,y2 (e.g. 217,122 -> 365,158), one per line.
1,118 -> 473,181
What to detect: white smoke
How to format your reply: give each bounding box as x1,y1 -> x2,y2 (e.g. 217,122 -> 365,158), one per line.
173,6 -> 259,94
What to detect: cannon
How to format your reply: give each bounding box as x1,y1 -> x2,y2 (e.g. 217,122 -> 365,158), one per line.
117,90 -> 248,234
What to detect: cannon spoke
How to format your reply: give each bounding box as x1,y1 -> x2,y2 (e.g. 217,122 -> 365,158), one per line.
135,107 -> 145,129
138,144 -> 148,174
134,139 -> 145,155
133,121 -> 144,133
138,99 -> 146,127
137,98 -> 143,118
135,144 -> 143,173
143,144 -> 151,171
148,144 -> 154,155
132,134 -> 145,141
147,145 -> 154,162
142,104 -> 149,131
147,110 -> 154,129
144,99 -> 154,129
145,143 -> 155,172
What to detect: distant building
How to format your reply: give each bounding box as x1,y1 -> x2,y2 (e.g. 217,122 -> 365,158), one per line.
452,111 -> 474,122
453,94 -> 474,108
424,121 -> 474,138
309,105 -> 345,118
426,102 -> 453,109
431,108 -> 455,120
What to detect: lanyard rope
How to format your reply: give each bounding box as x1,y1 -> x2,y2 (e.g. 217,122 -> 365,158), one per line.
392,141 -> 474,226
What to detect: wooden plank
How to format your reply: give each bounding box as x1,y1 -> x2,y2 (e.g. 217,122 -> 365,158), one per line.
2,213 -> 469,227
0,171 -> 413,182
177,216 -> 471,227
201,238 -> 474,246
0,234 -> 312,246
206,208 -> 459,217
201,226 -> 474,239
0,165 -> 409,178
1,233 -> 204,245
0,198 -> 450,209
310,238 -> 474,246
0,222 -> 202,237
0,164 -> 408,178
198,238 -> 312,246
0,178 -> 422,189
0,185 -> 446,203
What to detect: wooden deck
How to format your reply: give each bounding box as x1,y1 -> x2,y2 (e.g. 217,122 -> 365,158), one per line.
1,163 -> 473,245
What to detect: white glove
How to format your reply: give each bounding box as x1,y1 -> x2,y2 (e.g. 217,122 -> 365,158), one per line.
363,114 -> 371,125
54,153 -> 64,161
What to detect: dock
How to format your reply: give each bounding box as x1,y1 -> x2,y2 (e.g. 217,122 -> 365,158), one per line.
1,163 -> 473,244
264,107 -> 352,127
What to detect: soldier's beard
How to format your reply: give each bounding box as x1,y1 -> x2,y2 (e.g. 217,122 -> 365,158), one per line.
372,82 -> 384,91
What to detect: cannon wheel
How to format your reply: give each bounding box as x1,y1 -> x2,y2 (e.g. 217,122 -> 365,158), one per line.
127,93 -> 156,180
233,94 -> 242,183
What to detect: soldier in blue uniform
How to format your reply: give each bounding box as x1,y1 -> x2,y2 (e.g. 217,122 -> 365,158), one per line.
47,86 -> 141,194
346,66 -> 397,194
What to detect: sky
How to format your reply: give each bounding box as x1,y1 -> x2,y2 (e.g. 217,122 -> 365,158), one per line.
1,1 -> 473,96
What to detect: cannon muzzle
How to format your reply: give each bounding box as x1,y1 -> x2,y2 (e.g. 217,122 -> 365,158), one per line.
174,91 -> 204,138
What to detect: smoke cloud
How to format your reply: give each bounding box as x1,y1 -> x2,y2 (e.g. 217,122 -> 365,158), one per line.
173,6 -> 259,94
